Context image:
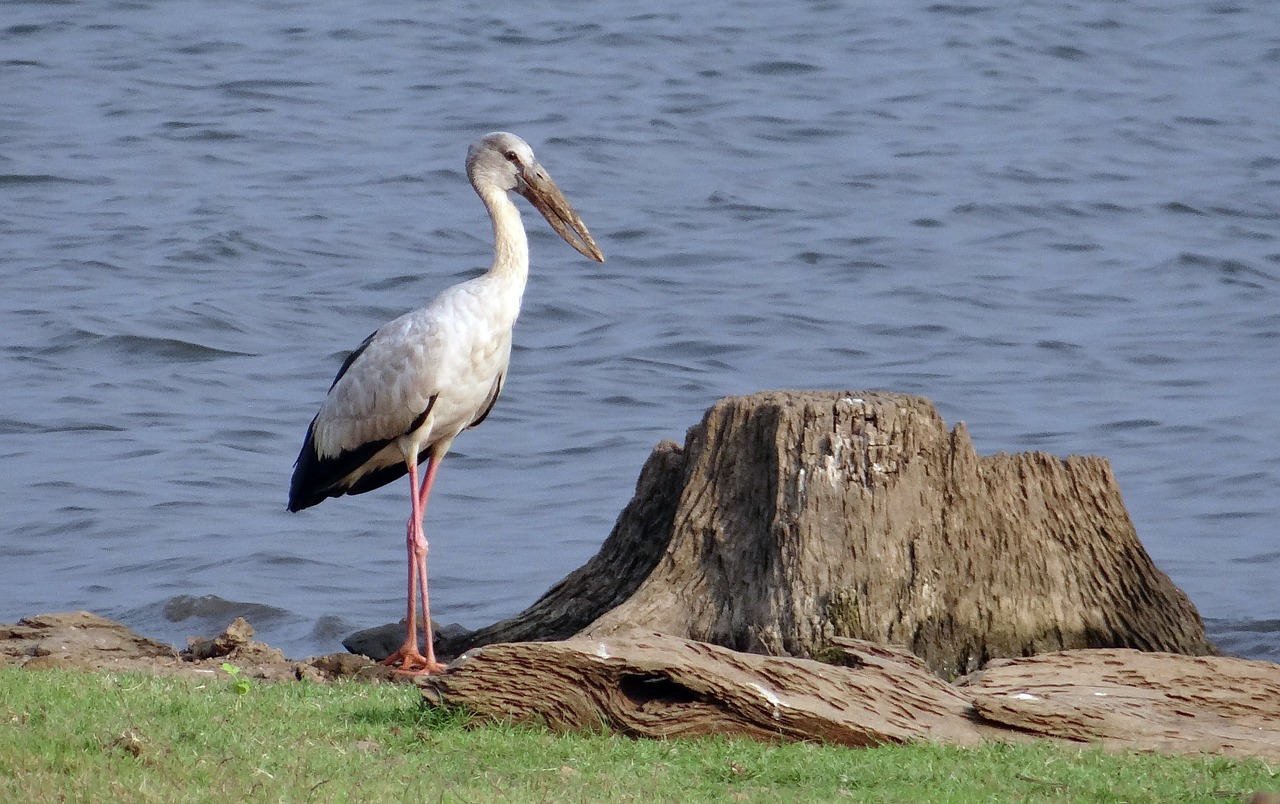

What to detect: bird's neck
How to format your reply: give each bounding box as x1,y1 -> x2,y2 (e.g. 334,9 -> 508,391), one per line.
481,186 -> 530,289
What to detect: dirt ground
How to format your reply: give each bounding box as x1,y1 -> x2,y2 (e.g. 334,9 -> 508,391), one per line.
0,610 -> 407,684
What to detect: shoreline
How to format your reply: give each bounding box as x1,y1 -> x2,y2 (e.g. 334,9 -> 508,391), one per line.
6,609 -> 1280,762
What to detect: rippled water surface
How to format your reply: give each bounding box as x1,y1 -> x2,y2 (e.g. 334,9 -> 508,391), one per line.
2,0 -> 1278,660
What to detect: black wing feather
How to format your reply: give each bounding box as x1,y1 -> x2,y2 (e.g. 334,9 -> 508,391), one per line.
329,330 -> 378,391
286,331 -> 439,512
287,417 -> 393,511
468,372 -> 504,429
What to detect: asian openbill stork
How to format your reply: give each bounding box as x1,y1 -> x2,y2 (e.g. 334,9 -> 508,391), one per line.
288,132 -> 604,673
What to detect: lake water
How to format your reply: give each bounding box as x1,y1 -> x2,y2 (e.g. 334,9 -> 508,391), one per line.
2,0 -> 1278,662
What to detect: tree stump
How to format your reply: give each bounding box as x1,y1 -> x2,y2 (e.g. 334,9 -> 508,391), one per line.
443,391 -> 1212,677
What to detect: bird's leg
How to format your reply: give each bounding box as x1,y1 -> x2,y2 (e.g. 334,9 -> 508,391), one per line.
382,456 -> 447,675
414,455 -> 445,671
382,460 -> 425,670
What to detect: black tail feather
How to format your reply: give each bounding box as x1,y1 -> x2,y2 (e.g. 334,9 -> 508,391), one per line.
287,398 -> 445,511
287,417 -> 406,512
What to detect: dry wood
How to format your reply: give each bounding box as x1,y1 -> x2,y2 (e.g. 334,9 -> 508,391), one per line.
422,635 -> 1280,761
443,391 -> 1213,677
422,632 -> 988,746
960,648 -> 1280,760
441,440 -> 685,651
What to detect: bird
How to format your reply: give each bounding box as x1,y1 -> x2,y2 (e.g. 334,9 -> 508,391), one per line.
287,132 -> 604,674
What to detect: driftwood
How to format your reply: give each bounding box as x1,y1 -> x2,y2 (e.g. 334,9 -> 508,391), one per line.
422,635 -> 1280,761
442,391 -> 1213,677
961,648 -> 1280,759
423,632 -> 989,747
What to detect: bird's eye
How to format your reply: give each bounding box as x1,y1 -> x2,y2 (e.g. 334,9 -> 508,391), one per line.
503,150 -> 520,164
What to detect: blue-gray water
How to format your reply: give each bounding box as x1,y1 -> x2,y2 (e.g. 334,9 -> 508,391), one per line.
2,1 -> 1277,662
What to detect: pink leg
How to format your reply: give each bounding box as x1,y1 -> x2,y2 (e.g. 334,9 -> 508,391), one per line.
381,456 -> 447,675
414,455 -> 445,669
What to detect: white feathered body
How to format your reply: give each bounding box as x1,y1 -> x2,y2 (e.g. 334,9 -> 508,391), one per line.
321,272 -> 521,462
289,266 -> 524,510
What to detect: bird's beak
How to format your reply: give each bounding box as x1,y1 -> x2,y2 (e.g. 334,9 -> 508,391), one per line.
519,163 -> 605,262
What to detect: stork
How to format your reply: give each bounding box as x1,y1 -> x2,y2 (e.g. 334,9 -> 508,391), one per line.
288,132 -> 604,674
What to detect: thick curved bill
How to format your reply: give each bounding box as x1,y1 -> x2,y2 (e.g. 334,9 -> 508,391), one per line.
519,164 -> 605,262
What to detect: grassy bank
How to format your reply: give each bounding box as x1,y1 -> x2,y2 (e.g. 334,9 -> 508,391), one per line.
0,667 -> 1274,802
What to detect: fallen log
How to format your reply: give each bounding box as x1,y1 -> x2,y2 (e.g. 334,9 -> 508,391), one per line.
421,632 -> 991,747
421,635 -> 1280,761
960,648 -> 1280,759
441,391 -> 1214,677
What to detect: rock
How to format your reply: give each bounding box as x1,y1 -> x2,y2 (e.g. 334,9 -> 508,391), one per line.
343,621 -> 406,660
344,619 -> 470,663
306,651 -> 396,681
0,611 -> 400,683
178,616 -> 295,679
442,391 -> 1214,677
3,611 -> 177,672
180,616 -> 256,660
162,593 -> 287,625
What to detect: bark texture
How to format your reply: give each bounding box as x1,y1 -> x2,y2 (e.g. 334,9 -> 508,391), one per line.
443,440 -> 685,650
423,632 -> 989,747
443,391 -> 1213,677
961,648 -> 1280,758
421,636 -> 1280,761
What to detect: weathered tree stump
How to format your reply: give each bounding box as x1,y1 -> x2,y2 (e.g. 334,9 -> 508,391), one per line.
436,439 -> 686,649
442,391 -> 1213,677
421,636 -> 1280,761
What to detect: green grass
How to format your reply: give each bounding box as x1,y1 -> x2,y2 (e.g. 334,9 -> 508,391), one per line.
0,667 -> 1274,802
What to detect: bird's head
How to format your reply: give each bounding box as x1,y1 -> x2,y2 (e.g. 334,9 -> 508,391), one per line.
466,132 -> 604,262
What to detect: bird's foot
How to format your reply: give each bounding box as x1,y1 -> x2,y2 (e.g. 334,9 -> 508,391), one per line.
381,648 -> 448,676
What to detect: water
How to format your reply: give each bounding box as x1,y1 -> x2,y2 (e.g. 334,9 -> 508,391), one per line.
2,0 -> 1277,662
